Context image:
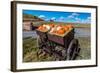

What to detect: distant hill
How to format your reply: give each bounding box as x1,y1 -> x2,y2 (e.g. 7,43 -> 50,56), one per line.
23,13 -> 38,19
23,14 -> 44,21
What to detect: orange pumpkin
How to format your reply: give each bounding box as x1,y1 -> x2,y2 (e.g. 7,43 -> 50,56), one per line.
66,24 -> 73,28
49,24 -> 55,27
38,26 -> 42,30
59,27 -> 64,30
64,27 -> 69,31
58,26 -> 69,32
52,30 -> 57,33
57,29 -> 65,34
38,26 -> 46,30
57,25 -> 63,28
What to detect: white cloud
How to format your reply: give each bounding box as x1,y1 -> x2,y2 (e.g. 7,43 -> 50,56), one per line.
75,19 -> 81,23
51,17 -> 56,20
45,18 -> 49,21
81,19 -> 86,23
86,17 -> 91,24
59,16 -> 64,20
75,17 -> 81,21
75,16 -> 91,24
67,13 -> 79,19
39,15 -> 45,18
72,13 -> 79,16
67,15 -> 74,19
87,17 -> 91,20
67,13 -> 91,24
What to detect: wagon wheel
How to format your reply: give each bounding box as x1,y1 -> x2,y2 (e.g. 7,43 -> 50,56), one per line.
67,39 -> 80,60
37,36 -> 43,49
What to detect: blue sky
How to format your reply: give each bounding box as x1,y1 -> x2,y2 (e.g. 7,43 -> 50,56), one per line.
23,10 -> 91,24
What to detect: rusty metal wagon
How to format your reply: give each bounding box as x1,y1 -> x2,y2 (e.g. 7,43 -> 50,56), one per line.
36,27 -> 80,60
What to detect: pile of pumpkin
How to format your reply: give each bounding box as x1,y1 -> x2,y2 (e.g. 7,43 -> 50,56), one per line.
37,24 -> 73,35
37,24 -> 55,32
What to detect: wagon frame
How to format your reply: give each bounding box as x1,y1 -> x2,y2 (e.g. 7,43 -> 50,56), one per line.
36,27 -> 80,60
